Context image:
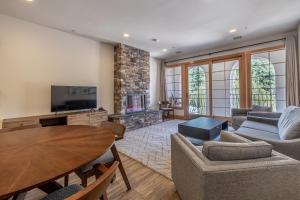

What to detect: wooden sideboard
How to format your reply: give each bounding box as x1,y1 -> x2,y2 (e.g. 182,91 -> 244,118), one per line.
2,110 -> 108,128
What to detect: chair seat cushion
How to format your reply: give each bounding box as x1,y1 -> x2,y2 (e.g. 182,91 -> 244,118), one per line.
235,127 -> 280,141
41,184 -> 83,200
241,120 -> 279,134
202,140 -> 273,161
79,150 -> 114,173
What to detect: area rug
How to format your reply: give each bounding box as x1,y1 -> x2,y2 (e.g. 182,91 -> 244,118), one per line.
116,120 -> 185,180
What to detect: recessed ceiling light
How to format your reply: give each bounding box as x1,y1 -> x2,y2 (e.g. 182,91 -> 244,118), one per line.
162,49 -> 168,52
25,0 -> 34,2
123,33 -> 130,38
229,28 -> 237,33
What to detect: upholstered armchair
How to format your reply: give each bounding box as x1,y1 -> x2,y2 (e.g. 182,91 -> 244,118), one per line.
231,105 -> 272,130
171,131 -> 300,200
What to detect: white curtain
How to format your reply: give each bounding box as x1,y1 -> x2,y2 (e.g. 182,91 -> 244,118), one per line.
160,61 -> 167,101
286,31 -> 300,106
149,58 -> 162,109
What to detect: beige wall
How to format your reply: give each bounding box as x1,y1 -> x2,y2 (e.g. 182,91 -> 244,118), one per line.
0,14 -> 114,125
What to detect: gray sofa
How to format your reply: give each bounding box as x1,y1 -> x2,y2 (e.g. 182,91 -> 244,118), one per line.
235,106 -> 300,160
232,105 -> 272,130
171,131 -> 300,200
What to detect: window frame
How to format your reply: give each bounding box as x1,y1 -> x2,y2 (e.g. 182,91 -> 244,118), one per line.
165,45 -> 285,120
248,46 -> 286,112
165,64 -> 184,109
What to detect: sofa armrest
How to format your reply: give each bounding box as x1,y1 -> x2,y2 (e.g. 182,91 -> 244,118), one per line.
220,131 -> 252,143
247,111 -> 282,118
257,138 -> 300,161
231,108 -> 252,116
247,116 -> 279,126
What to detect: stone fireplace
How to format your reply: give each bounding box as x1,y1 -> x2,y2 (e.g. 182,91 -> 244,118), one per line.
109,43 -> 162,130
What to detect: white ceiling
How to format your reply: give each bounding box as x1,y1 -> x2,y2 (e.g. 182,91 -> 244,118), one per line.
0,0 -> 299,59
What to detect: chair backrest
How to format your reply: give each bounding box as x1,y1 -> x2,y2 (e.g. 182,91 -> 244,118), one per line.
0,124 -> 42,133
159,101 -> 171,109
100,121 -> 126,140
251,105 -> 272,112
66,161 -> 119,200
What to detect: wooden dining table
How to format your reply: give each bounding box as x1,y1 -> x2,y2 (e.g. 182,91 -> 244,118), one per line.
0,125 -> 115,199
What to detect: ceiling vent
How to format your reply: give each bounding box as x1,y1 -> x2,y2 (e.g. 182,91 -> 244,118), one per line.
151,38 -> 159,42
233,35 -> 242,40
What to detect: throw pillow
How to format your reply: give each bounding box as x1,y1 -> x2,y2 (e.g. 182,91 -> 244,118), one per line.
202,141 -> 273,161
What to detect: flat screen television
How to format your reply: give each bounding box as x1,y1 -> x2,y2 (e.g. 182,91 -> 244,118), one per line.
51,85 -> 97,112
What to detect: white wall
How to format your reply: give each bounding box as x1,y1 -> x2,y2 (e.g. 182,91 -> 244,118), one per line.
149,57 -> 161,109
0,14 -> 114,125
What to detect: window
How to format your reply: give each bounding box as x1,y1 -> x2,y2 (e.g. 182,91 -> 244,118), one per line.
187,64 -> 209,115
212,59 -> 240,117
166,66 -> 182,107
251,49 -> 286,112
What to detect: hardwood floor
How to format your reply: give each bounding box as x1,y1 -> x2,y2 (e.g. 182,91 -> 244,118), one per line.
25,153 -> 180,200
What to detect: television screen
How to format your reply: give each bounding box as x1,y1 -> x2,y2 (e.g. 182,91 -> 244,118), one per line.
51,85 -> 97,112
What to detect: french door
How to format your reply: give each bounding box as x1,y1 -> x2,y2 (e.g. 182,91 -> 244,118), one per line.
185,58 -> 241,119
187,63 -> 210,119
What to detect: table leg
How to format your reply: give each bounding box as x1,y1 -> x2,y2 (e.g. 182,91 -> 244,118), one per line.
110,144 -> 131,190
64,175 -> 69,187
12,192 -> 26,200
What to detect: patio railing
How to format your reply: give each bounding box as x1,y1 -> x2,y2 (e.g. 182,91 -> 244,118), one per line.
188,92 -> 279,114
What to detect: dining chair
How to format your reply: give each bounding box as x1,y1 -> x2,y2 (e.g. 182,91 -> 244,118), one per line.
74,121 -> 131,190
100,121 -> 125,141
42,161 -> 119,200
159,101 -> 175,121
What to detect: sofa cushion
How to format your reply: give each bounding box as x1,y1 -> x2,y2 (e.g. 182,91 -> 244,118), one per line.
235,127 -> 280,141
241,120 -> 278,134
252,105 -> 272,112
278,106 -> 300,140
202,141 -> 273,161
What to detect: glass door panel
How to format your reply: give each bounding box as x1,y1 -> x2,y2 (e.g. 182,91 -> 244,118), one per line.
212,59 -> 240,117
187,64 -> 209,118
250,49 -> 286,112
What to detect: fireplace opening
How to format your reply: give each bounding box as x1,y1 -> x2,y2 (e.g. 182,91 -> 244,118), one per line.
126,94 -> 146,113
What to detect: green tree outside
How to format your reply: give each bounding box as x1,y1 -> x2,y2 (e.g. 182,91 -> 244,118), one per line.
251,58 -> 276,109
